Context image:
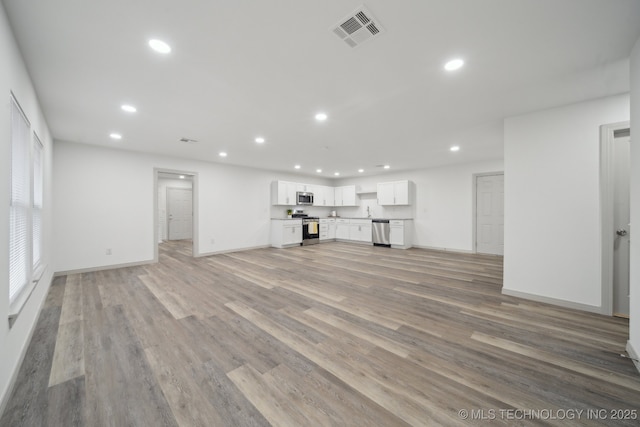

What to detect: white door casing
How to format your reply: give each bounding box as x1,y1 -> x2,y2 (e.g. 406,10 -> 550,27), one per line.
475,173 -> 504,255
167,187 -> 193,240
600,122 -> 630,317
613,135 -> 630,317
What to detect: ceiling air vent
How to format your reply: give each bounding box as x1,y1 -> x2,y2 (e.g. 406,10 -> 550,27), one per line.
331,5 -> 385,48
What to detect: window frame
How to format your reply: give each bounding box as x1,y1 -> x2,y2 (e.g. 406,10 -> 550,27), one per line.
8,92 -> 46,325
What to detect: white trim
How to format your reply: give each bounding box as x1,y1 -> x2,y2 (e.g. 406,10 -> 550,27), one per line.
7,264 -> 47,327
196,244 -> 271,257
600,121 -> 631,316
502,288 -> 603,314
411,244 -> 474,254
53,259 -> 154,277
626,341 -> 640,375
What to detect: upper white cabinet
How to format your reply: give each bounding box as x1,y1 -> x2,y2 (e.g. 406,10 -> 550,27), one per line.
377,180 -> 413,205
313,185 -> 335,207
271,181 -> 298,205
272,181 -> 363,207
334,185 -> 359,207
296,183 -> 314,193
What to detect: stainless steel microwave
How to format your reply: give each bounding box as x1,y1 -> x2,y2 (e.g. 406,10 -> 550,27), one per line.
296,191 -> 314,205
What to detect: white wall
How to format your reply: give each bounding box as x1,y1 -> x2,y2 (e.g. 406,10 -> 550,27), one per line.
337,159 -> 504,252
504,94 -> 630,310
628,37 -> 640,366
53,141 -> 333,272
0,4 -> 55,413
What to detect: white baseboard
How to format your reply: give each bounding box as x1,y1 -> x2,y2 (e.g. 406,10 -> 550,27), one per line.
501,288 -> 603,314
626,341 -> 640,375
196,244 -> 270,257
411,244 -> 474,254
54,259 -> 155,277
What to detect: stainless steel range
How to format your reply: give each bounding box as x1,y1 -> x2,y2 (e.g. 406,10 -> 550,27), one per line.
293,212 -> 319,245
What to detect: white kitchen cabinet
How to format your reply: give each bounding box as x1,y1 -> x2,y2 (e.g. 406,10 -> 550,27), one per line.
334,185 -> 358,207
377,180 -> 413,206
349,219 -> 372,243
335,218 -> 350,240
270,219 -> 302,248
314,185 -> 335,207
389,219 -> 413,249
296,183 -> 314,193
271,219 -> 302,248
319,218 -> 336,241
271,181 -> 297,206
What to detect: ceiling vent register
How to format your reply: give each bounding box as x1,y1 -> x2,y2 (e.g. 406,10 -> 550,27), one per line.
331,6 -> 384,48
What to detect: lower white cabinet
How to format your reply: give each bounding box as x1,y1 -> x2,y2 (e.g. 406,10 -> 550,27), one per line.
334,218 -> 372,243
389,219 -> 413,249
320,218 -> 336,241
335,219 -> 350,240
271,219 -> 302,248
349,219 -> 372,243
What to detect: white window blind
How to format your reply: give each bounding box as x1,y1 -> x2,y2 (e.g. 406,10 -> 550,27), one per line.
32,134 -> 44,269
9,95 -> 31,304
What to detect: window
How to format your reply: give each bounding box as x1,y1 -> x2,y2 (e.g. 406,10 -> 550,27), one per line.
8,93 -> 45,314
9,94 -> 31,304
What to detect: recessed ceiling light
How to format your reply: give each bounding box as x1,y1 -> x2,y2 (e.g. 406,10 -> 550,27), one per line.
255,137 -> 265,144
219,152 -> 227,157
444,58 -> 464,71
315,112 -> 328,121
121,104 -> 137,113
179,175 -> 185,179
358,169 -> 364,173
149,39 -> 171,54
109,133 -> 122,140
316,169 -> 322,173
383,165 -> 390,169
294,165 -> 301,169
334,172 -> 340,176
450,145 -> 460,152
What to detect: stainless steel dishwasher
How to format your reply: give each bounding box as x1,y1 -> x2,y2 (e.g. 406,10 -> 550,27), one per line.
372,219 -> 391,247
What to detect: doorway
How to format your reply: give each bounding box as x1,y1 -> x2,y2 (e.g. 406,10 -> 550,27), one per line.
600,122 -> 631,317
154,169 -> 199,261
474,172 -> 504,255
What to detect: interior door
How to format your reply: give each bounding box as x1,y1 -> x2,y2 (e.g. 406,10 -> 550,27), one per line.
475,174 -> 504,255
167,187 -> 193,240
612,135 -> 630,317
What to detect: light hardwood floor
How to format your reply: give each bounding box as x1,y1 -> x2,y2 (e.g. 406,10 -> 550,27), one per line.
2,241 -> 639,426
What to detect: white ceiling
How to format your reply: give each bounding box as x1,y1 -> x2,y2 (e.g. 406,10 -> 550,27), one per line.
3,0 -> 640,178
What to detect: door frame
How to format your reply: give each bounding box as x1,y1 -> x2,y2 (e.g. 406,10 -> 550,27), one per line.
600,121 -> 630,316
153,168 -> 199,262
472,171 -> 504,254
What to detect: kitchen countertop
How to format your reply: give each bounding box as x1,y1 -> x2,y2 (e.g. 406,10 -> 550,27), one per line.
321,217 -> 414,220
271,217 -> 414,220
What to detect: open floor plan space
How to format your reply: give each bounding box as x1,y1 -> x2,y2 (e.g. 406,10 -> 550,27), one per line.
2,241 -> 638,426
